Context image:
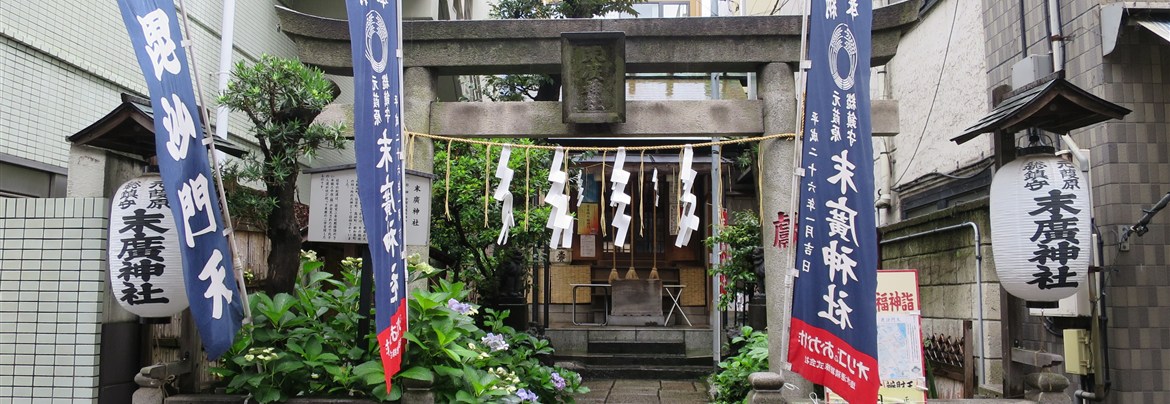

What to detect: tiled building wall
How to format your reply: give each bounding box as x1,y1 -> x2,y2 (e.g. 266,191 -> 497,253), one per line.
1075,17 -> 1170,404
981,1 -> 1170,401
0,1 -> 301,171
0,198 -> 109,403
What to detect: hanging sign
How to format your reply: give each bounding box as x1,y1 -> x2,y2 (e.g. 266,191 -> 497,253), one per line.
116,0 -> 243,359
990,154 -> 1089,302
345,0 -> 407,392
108,173 -> 189,318
787,0 -> 880,403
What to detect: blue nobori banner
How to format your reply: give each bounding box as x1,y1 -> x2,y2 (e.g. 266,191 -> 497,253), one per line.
116,0 -> 244,360
787,0 -> 880,402
345,0 -> 408,393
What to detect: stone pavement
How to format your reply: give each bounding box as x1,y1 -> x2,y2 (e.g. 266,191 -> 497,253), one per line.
576,379 -> 710,403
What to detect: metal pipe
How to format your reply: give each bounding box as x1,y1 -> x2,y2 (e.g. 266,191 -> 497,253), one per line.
1018,0 -> 1028,59
1062,133 -> 1111,399
879,221 -> 985,385
1074,389 -> 1101,403
544,244 -> 551,330
1046,0 -> 1065,71
214,0 -> 237,144
711,143 -> 722,366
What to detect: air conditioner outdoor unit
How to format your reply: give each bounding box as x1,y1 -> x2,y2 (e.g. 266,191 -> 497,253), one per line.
1012,54 -> 1054,89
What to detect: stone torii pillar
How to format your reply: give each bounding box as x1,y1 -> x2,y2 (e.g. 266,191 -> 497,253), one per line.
402,66 -> 437,263
756,61 -> 813,399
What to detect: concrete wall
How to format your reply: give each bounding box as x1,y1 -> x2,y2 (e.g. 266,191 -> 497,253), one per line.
0,198 -> 109,403
879,199 -> 1000,391
880,0 -> 991,222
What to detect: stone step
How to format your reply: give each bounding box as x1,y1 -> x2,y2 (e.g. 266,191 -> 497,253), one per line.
576,364 -> 713,380
579,354 -> 712,367
588,340 -> 686,355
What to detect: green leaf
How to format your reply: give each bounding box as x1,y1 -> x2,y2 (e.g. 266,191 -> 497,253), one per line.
306,270 -> 331,285
255,387 -> 281,404
455,390 -> 477,403
273,360 -> 305,374
398,366 -> 434,383
305,338 -> 323,358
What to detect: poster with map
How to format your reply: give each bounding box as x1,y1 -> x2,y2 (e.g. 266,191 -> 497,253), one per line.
828,270 -> 926,403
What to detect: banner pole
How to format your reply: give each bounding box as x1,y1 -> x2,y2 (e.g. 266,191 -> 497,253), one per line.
176,0 -> 252,323
780,0 -> 812,371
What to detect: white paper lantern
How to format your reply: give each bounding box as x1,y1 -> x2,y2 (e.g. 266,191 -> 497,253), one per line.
990,153 -> 1089,302
108,173 -> 189,317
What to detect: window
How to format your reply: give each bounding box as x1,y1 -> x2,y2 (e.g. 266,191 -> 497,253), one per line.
602,2 -> 690,18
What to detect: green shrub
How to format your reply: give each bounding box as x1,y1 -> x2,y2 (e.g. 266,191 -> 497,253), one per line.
709,326 -> 770,404
212,252 -> 587,403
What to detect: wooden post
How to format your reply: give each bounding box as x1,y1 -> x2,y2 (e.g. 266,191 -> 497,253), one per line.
994,128 -> 1025,397
963,320 -> 975,398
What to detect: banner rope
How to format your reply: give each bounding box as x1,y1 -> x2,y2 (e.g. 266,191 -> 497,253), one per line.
408,130 -> 795,151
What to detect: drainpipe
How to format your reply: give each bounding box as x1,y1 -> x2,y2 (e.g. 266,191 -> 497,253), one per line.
1061,135 -> 1110,401
214,0 -> 236,144
879,222 -> 986,386
875,138 -> 893,227
1046,0 -> 1065,71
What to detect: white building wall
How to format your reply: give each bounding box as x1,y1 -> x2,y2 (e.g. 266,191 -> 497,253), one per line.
0,1 -> 299,172
0,198 -> 109,404
881,0 -> 991,216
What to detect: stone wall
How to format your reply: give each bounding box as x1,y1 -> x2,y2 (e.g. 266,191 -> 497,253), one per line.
0,198 -> 109,403
879,198 -> 1000,389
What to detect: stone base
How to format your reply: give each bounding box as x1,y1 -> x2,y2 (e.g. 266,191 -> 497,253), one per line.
607,314 -> 665,326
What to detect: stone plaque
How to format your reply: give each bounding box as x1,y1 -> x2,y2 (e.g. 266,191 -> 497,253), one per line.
561,32 -> 626,124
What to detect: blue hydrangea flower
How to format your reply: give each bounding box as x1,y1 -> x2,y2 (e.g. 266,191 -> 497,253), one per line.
481,333 -> 509,351
516,388 -> 539,403
551,372 -> 566,390
446,298 -> 472,315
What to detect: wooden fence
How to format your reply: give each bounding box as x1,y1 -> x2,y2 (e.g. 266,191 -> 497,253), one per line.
149,229 -> 271,391
924,320 -> 975,398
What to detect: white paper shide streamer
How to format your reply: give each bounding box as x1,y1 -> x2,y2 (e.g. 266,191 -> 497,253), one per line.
609,147 -> 632,248
576,170 -> 585,207
652,168 -> 659,207
675,145 -> 700,247
544,147 -> 574,248
493,146 -> 515,245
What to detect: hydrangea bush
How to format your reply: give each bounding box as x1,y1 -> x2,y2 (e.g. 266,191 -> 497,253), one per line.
212,252 -> 586,403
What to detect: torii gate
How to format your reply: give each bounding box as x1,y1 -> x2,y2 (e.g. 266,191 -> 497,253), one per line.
275,1 -> 917,390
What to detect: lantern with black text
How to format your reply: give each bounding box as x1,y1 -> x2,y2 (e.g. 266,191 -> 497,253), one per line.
108,173 -> 189,317
990,153 -> 1089,303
